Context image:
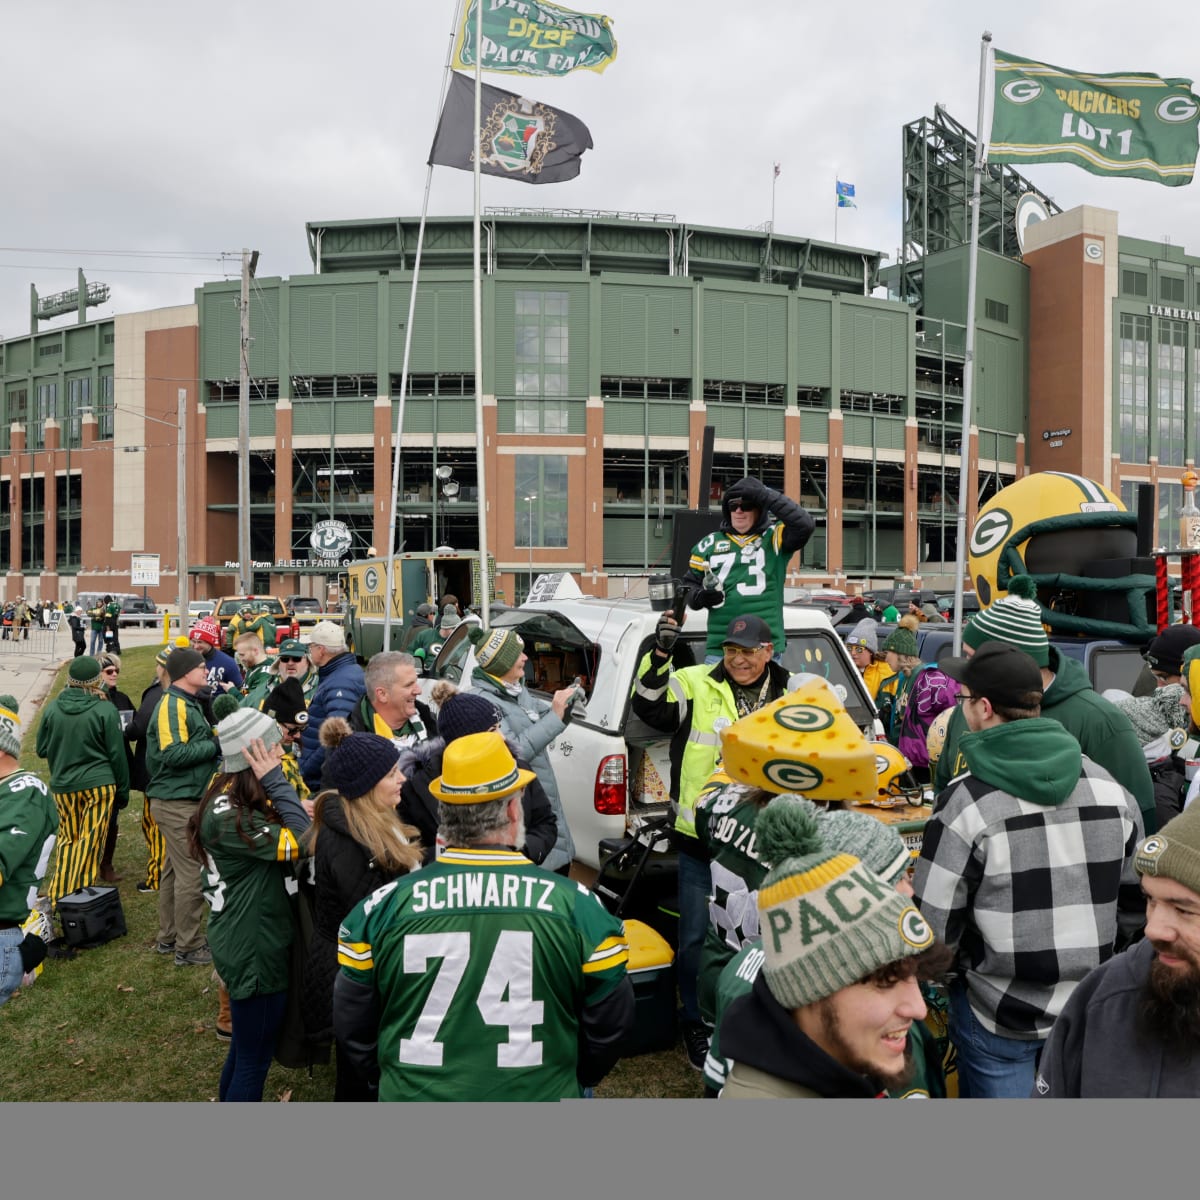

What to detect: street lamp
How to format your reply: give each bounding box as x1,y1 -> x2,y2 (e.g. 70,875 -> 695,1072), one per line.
434,464 -> 457,550
525,494 -> 536,596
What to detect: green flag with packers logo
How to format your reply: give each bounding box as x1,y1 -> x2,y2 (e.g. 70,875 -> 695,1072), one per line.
453,0 -> 617,77
989,49 -> 1200,186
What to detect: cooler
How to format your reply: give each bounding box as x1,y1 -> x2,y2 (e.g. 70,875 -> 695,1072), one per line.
57,885 -> 127,948
622,918 -> 677,1057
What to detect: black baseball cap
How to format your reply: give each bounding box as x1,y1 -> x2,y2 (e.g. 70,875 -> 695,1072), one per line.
722,614 -> 773,649
941,642 -> 1043,709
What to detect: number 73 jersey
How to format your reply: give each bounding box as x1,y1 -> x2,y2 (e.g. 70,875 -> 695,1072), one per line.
337,847 -> 629,1102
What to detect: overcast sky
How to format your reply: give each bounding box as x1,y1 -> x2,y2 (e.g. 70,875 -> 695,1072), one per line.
6,0 -> 1200,342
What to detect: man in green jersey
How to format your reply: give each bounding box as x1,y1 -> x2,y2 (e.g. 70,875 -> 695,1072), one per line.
0,696 -> 58,1002
334,730 -> 634,1101
687,475 -> 814,663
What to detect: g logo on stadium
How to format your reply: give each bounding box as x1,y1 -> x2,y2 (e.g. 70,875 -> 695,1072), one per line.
899,907 -> 934,949
762,760 -> 824,792
772,704 -> 835,733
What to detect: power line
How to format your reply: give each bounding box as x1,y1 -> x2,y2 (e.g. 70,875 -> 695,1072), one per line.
0,246 -> 236,259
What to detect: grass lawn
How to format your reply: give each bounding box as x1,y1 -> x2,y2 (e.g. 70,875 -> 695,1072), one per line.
0,646 -> 703,1101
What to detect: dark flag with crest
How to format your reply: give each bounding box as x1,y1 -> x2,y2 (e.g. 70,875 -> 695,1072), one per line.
429,71 -> 593,184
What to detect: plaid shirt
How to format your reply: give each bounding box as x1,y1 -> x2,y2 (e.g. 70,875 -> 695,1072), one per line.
913,757 -> 1141,1040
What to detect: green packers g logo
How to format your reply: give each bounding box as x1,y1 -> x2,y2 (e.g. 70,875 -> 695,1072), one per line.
899,907 -> 934,949
772,704 -> 835,733
1001,79 -> 1042,104
364,567 -> 379,592
969,508 -> 1013,558
762,759 -> 824,792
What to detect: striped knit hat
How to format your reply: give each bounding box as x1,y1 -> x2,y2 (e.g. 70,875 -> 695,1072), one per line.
469,625 -> 525,678
216,705 -> 283,773
962,574 -> 1050,667
754,796 -> 934,1010
820,809 -> 912,886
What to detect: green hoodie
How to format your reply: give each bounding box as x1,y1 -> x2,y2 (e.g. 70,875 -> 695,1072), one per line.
34,687 -> 130,801
958,718 -> 1082,806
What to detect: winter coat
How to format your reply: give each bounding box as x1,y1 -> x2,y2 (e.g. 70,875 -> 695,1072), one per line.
1033,939 -> 1200,1097
299,651 -> 366,789
103,685 -> 137,809
35,686 -> 130,802
300,793 -> 414,1044
469,668 -> 575,871
128,682 -> 165,794
397,735 -> 557,866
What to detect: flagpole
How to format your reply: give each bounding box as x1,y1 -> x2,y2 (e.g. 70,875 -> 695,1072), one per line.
471,0 -> 492,632
382,1 -> 466,652
952,29 -> 993,655
834,172 -> 838,244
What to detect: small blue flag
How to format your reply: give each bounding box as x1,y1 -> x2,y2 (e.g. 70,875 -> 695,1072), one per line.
836,179 -> 857,208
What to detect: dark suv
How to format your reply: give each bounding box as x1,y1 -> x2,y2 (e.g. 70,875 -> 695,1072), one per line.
120,596 -> 158,627
285,596 -> 323,628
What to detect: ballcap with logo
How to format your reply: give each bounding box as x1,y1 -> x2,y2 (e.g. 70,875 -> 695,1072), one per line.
722,614 -> 772,649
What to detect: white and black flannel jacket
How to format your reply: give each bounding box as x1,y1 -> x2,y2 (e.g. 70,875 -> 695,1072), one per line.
913,756 -> 1142,1041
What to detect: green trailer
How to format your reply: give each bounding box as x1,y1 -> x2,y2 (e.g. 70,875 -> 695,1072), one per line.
344,552 -> 496,658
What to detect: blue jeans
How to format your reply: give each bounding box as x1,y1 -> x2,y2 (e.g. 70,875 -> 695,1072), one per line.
0,927 -> 24,1008
949,982 -> 1043,1098
219,990 -> 288,1102
676,848 -> 710,1026
89,628 -> 104,655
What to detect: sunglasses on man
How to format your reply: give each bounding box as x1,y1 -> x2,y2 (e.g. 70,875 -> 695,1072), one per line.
726,500 -> 758,513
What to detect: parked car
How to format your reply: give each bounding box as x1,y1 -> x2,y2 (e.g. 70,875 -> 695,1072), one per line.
119,596 -> 159,628
858,622 -> 1150,697
424,580 -> 877,870
284,595 -> 324,630
212,595 -> 296,648
188,599 -> 214,620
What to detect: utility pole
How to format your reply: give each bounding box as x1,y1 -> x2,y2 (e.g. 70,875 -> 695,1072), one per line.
238,248 -> 259,594
178,387 -> 188,630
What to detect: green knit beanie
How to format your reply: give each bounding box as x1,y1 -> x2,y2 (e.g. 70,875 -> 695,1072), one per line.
68,656 -> 103,687
962,574 -> 1050,667
469,625 -> 525,678
0,695 -> 21,759
754,796 -> 934,1010
882,626 -> 918,657
1135,803 -> 1200,896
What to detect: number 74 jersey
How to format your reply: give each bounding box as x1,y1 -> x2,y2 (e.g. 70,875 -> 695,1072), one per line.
336,847 -> 629,1102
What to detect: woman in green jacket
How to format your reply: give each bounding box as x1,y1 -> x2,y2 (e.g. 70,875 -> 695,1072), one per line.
188,704 -> 311,1102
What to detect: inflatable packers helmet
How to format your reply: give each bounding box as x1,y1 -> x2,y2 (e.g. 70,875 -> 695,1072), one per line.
967,471 -> 1155,641
870,743 -> 925,809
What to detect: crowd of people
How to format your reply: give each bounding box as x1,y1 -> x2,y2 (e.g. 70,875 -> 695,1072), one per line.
3,473 -> 1200,1100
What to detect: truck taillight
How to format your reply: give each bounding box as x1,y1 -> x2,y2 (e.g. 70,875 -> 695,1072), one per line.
593,754 -> 626,815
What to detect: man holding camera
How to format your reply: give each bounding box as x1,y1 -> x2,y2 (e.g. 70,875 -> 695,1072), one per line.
687,476 -> 814,663
632,611 -> 796,1071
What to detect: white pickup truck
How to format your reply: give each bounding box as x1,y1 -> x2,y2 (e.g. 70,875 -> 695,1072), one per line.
425,576 -> 878,869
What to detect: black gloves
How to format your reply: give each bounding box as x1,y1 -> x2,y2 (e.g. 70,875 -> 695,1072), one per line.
19,932 -> 47,974
692,588 -> 724,610
726,476 -> 771,509
654,615 -> 679,654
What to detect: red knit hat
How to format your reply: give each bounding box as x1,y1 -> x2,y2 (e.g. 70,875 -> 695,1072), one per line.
190,617 -> 221,648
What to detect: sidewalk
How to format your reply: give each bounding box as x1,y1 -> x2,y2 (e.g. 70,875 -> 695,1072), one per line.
0,625 -> 170,725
